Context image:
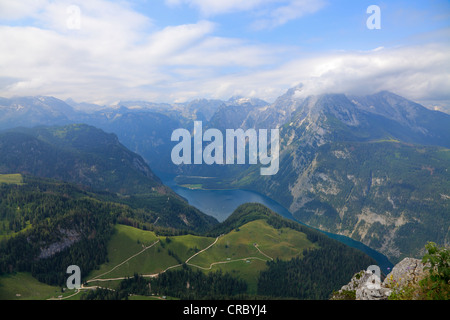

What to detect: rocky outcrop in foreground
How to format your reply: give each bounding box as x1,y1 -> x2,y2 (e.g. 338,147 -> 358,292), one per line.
332,258 -> 430,300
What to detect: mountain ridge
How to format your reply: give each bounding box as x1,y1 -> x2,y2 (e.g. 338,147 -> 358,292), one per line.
0,196 -> 377,300
0,124 -> 218,234
226,90 -> 450,263
1,88 -> 448,263
0,124 -> 163,195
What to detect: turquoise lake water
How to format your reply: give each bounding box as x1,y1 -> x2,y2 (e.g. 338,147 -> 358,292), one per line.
159,172 -> 394,275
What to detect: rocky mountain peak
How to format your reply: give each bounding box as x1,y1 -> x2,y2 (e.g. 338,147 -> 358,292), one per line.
332,257 -> 431,300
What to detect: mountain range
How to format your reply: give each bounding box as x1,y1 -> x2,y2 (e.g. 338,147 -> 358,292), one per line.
224,88 -> 450,263
0,127 -> 376,299
1,87 -> 449,264
0,124 -> 217,234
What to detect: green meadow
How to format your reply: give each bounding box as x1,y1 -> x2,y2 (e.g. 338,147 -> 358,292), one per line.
86,225 -> 216,283
0,272 -> 59,300
0,174 -> 23,185
0,214 -> 318,299
85,220 -> 316,295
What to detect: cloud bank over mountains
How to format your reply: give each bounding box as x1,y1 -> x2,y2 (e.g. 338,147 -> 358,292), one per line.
0,0 -> 449,109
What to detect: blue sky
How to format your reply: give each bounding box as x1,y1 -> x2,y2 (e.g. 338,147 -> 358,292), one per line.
0,0 -> 449,108
142,0 -> 448,50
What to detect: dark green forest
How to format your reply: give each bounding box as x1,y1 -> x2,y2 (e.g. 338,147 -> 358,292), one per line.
149,266 -> 248,299
0,124 -> 218,235
220,205 -> 377,300
80,268 -> 248,300
0,177 -> 117,285
0,176 -> 213,285
0,178 -> 377,299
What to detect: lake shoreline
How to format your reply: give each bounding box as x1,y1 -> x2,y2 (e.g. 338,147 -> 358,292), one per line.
156,171 -> 394,275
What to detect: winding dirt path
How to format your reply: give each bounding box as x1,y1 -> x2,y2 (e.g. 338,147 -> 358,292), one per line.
51,234 -> 273,300
87,239 -> 160,283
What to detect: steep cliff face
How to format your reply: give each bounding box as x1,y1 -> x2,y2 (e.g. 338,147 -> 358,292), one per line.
285,141 -> 449,263
236,138 -> 449,263
232,90 -> 450,264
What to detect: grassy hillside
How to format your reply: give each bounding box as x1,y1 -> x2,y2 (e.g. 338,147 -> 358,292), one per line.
0,272 -> 61,300
55,204 -> 375,300
0,181 -> 377,300
84,219 -> 315,296
0,175 -> 217,290
87,225 -> 215,282
0,174 -> 24,185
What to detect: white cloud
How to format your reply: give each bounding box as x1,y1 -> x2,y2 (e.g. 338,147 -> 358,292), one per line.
141,21 -> 215,60
165,0 -> 327,28
293,45 -> 450,102
0,0 -> 449,108
165,0 -> 270,16
163,44 -> 450,105
0,0 -> 281,103
0,0 -> 48,20
252,0 -> 327,30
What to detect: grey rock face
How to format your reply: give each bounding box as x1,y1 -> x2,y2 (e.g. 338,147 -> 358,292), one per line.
333,269 -> 392,300
38,228 -> 81,259
382,258 -> 430,299
332,258 -> 430,300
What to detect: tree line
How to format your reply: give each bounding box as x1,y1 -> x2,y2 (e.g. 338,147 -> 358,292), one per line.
81,266 -> 248,300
